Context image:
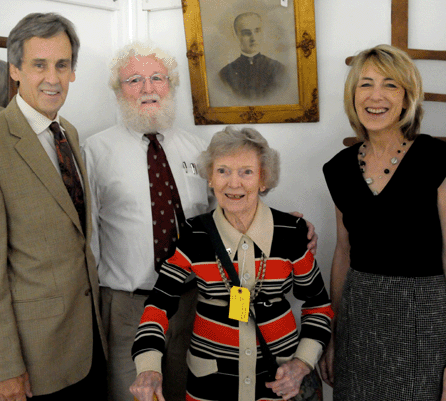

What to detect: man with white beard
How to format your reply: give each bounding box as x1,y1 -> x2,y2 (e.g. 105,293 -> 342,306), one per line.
82,43 -> 211,401
83,42 -> 317,401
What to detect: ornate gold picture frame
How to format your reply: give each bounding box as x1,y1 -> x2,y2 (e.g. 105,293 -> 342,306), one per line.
181,0 -> 318,125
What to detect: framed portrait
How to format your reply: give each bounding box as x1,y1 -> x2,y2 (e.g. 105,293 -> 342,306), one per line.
182,0 -> 318,125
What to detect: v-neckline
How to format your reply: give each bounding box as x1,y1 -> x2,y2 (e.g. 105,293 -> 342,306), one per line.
355,135 -> 421,198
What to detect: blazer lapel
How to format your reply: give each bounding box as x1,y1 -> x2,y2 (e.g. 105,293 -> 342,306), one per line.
5,98 -> 84,233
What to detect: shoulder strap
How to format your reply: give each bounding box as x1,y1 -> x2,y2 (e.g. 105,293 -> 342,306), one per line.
199,213 -> 240,287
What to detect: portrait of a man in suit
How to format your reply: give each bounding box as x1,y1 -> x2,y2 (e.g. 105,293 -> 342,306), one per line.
219,12 -> 286,99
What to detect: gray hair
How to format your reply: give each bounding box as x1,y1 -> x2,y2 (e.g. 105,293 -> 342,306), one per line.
8,13 -> 80,70
198,126 -> 280,196
109,42 -> 179,95
0,60 -> 8,108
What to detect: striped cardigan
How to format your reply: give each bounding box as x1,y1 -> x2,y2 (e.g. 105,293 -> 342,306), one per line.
132,207 -> 332,381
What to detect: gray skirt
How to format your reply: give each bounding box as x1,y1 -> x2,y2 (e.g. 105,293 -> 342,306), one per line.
334,269 -> 446,401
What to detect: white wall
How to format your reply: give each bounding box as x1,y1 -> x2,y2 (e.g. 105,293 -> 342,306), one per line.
2,1 -> 445,399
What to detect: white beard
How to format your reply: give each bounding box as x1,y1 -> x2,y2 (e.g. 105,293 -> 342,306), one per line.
118,91 -> 175,133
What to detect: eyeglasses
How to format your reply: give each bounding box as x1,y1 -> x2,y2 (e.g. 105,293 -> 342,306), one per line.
121,73 -> 170,90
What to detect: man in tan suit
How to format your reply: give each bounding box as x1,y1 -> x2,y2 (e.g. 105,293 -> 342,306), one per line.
0,13 -> 106,401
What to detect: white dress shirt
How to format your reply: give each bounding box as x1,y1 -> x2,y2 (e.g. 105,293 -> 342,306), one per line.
82,124 -> 212,291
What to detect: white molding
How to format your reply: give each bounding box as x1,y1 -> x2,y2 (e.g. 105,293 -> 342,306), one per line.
45,0 -> 120,11
141,0 -> 181,11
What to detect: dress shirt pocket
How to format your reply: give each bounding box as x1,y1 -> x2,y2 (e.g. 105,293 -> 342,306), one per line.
183,171 -> 209,215
186,349 -> 218,377
13,296 -> 64,321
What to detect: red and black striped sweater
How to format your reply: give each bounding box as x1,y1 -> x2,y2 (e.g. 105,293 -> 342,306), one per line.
132,207 -> 333,378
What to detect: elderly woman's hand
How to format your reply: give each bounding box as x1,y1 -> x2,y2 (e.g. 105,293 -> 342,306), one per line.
265,358 -> 311,400
129,371 -> 164,401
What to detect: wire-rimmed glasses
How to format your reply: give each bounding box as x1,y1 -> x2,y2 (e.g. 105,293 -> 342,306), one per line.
121,73 -> 169,90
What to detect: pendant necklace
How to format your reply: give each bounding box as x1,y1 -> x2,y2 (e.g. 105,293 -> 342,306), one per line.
358,140 -> 408,195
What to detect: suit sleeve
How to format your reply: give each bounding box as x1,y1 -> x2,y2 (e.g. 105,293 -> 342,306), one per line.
0,185 -> 26,381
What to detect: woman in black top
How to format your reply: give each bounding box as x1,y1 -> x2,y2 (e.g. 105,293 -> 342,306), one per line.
320,44 -> 446,400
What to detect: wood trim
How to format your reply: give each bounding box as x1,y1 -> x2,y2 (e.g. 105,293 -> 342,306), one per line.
343,0 -> 446,146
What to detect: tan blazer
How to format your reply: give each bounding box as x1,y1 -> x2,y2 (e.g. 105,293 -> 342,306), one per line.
0,97 -> 106,395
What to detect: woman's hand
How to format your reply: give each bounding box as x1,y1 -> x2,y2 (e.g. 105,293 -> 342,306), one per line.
265,358 -> 311,400
129,371 -> 164,401
319,338 -> 335,387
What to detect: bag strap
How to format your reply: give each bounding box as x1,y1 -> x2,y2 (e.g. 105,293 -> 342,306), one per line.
199,213 -> 279,381
199,213 -> 240,285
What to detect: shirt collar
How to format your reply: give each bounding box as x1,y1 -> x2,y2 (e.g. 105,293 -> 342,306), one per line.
213,199 -> 273,260
241,51 -> 261,58
126,125 -> 167,145
16,93 -> 61,135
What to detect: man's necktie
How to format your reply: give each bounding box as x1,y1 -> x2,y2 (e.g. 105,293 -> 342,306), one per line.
49,121 -> 85,232
145,134 -> 185,273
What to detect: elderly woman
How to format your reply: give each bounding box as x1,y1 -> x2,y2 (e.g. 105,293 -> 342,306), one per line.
130,126 -> 333,401
320,44 -> 446,400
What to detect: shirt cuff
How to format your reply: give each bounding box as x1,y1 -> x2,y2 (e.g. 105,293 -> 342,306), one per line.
293,338 -> 323,370
134,350 -> 163,376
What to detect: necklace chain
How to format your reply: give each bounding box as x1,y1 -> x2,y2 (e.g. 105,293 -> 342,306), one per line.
358,141 -> 408,195
216,252 -> 267,302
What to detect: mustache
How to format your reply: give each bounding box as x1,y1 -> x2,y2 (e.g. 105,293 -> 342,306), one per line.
137,94 -> 161,106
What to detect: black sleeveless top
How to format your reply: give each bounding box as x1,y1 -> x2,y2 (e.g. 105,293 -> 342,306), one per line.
323,134 -> 446,277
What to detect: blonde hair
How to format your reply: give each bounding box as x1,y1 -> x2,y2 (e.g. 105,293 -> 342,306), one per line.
344,44 -> 423,141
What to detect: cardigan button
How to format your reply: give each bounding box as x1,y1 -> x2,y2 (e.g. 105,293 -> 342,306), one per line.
244,377 -> 251,385
245,349 -> 252,356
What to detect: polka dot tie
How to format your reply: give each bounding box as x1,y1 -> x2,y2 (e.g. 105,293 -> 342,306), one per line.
50,121 -> 85,233
145,134 -> 185,273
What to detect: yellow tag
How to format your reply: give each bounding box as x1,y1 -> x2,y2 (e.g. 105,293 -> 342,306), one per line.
229,286 -> 250,322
